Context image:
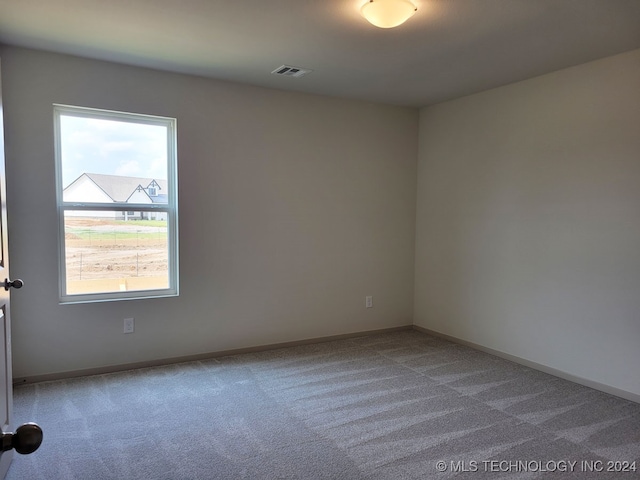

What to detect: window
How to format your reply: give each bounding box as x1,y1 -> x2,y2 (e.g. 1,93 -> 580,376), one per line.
54,105 -> 178,303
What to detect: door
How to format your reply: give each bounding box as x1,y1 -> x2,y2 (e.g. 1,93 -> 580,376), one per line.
0,59 -> 42,479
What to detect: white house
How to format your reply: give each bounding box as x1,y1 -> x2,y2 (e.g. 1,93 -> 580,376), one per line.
63,173 -> 168,220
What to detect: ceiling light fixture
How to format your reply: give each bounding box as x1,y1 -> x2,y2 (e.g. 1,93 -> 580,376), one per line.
360,0 -> 417,29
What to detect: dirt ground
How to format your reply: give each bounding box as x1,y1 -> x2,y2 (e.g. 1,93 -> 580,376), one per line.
64,217 -> 169,294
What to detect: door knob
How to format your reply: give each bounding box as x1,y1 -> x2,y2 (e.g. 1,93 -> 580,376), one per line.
3,278 -> 24,291
1,423 -> 43,455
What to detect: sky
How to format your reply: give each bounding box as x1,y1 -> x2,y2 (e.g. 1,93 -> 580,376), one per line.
60,114 -> 169,189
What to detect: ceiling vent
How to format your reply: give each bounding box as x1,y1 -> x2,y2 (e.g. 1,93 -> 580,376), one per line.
271,65 -> 312,78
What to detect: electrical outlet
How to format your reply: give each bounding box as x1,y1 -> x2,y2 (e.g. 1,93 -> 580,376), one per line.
365,296 -> 373,308
124,317 -> 135,334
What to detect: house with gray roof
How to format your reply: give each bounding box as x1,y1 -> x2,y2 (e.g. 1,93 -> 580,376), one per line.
63,173 -> 168,220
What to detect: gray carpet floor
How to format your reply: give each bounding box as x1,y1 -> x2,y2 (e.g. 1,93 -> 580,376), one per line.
7,330 -> 640,479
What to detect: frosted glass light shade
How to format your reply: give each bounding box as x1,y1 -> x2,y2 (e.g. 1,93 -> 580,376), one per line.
361,0 -> 417,29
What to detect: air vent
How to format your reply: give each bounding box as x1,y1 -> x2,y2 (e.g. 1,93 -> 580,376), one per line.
271,65 -> 312,78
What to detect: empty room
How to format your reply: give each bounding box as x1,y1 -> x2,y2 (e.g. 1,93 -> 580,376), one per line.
0,0 -> 639,478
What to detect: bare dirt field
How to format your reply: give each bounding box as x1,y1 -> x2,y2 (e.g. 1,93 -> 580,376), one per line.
64,217 -> 169,294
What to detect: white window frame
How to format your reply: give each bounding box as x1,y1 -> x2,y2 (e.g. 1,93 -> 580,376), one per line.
54,104 -> 179,303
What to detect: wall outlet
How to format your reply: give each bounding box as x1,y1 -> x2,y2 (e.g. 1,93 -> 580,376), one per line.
365,296 -> 373,308
124,317 -> 135,334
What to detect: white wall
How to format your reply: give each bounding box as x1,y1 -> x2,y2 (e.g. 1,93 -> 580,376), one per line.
415,49 -> 640,397
1,47 -> 418,378
5,44 -> 639,400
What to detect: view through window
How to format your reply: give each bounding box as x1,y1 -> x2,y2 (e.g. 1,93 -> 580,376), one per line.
54,105 -> 178,302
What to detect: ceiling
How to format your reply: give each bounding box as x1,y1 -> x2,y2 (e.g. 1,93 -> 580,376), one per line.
1,0 -> 639,107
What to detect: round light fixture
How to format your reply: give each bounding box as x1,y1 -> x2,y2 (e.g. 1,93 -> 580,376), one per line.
360,0 -> 418,29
